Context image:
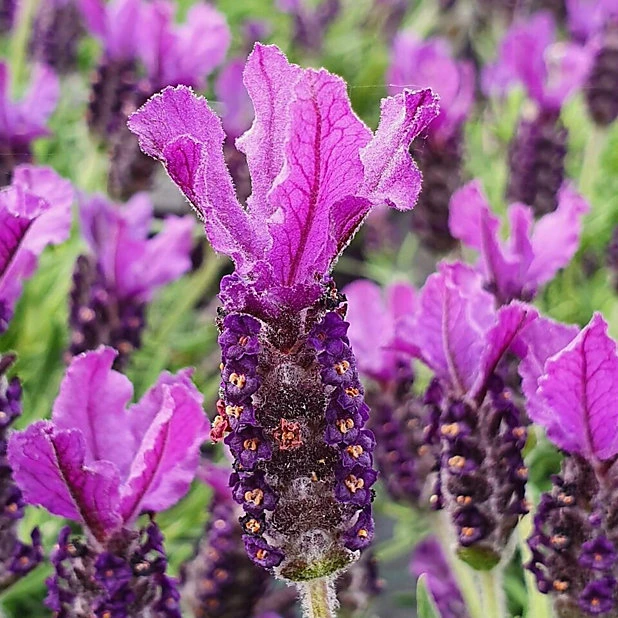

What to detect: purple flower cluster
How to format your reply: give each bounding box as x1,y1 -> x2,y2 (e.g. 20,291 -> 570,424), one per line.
520,313 -> 618,616
128,43 -> 439,581
68,192 -> 193,369
7,346 -> 207,613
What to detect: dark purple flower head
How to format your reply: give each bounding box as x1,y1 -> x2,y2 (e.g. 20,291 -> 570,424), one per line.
138,0 -> 229,91
8,347 -> 207,542
276,0 -> 340,53
484,12 -> 592,112
128,43 -> 439,319
449,180 -> 589,304
387,35 -> 474,143
0,165 -> 73,332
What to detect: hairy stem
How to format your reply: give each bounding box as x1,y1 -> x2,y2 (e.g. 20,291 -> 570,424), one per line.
9,0 -> 40,90
300,577 -> 337,618
579,124 -> 607,199
479,569 -> 506,618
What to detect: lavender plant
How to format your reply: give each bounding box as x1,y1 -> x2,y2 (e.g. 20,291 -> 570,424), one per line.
127,42 -> 439,615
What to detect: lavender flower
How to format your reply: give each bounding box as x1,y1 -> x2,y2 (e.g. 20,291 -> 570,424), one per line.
345,280 -> 435,506
128,43 -> 439,585
0,0 -> 15,33
410,537 -> 469,618
0,64 -> 59,185
408,263 -> 537,566
484,12 -> 591,215
387,35 -> 474,252
8,346 -> 207,616
0,354 -> 43,592
0,165 -> 73,333
449,180 -> 589,305
30,0 -> 85,73
276,0 -> 340,54
68,192 -> 193,370
518,314 -> 618,617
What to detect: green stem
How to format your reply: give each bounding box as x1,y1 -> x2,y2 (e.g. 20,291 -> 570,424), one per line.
9,0 -> 39,90
300,578 -> 337,618
432,513 -> 484,618
578,124 -> 607,199
479,569 -> 506,618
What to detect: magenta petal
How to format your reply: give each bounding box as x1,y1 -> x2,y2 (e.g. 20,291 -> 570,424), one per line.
120,381 -> 207,523
52,348 -> 136,478
528,183 -> 589,285
518,315 -> 579,426
413,263 -> 495,394
215,58 -> 254,140
536,314 -> 618,459
0,165 -> 73,321
471,302 -> 538,400
128,86 -> 266,269
267,68 -> 372,285
8,422 -> 122,541
360,88 -> 440,211
236,44 -> 302,220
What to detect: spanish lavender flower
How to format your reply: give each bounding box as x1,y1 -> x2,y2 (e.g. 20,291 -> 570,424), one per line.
8,346 -> 207,616
0,0 -> 15,33
410,537 -> 469,618
0,63 -> 59,186
567,0 -> 618,126
409,263 -> 537,565
518,313 -> 618,617
387,35 -> 474,252
105,0 -> 230,199
276,0 -> 340,54
30,0 -> 84,73
0,165 -> 73,333
484,12 -> 591,215
0,354 -> 43,591
345,279 -> 435,506
68,192 -> 193,370
79,0 -> 146,139
128,43 -> 439,591
449,180 -> 589,305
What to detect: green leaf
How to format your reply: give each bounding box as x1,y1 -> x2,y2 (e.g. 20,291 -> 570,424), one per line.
416,574 -> 442,618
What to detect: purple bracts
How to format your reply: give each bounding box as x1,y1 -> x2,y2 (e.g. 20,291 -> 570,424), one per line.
68,193 -> 193,369
128,43 -> 439,580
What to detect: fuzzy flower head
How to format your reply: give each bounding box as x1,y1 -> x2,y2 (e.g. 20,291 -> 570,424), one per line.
128,43 -> 440,319
387,34 -> 474,143
8,347 -> 207,542
483,12 -> 591,112
449,180 -> 589,305
0,165 -> 73,332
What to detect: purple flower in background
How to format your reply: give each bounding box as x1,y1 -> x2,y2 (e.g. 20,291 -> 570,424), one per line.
30,0 -> 85,73
8,346 -> 207,616
0,64 -> 59,185
410,263 -> 537,563
68,192 -> 193,369
387,35 -> 474,253
388,35 -> 474,144
410,537 -> 469,618
449,180 -> 589,304
566,0 -> 618,43
276,0 -> 340,53
520,314 -> 618,616
129,43 -> 439,583
0,165 -> 73,333
485,12 -> 591,216
0,354 -> 43,593
139,0 -> 229,92
345,280 -> 434,506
